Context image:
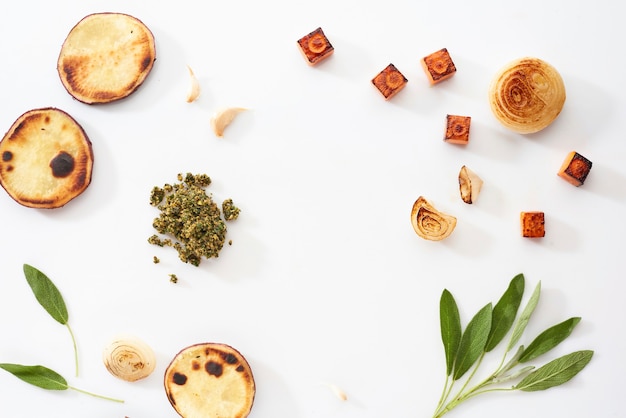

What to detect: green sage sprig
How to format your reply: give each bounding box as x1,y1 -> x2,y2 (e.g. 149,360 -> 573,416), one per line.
432,273 -> 593,418
23,264 -> 79,377
0,364 -> 123,403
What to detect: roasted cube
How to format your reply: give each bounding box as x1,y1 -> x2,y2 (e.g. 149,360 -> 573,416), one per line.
520,212 -> 545,238
445,115 -> 471,144
422,48 -> 456,84
558,151 -> 592,186
372,64 -> 408,100
297,27 -> 334,65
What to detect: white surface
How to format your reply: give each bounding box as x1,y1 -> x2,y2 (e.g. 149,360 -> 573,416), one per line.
0,1 -> 623,417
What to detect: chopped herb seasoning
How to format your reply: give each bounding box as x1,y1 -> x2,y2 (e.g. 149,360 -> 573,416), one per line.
169,274 -> 178,283
222,199 -> 241,221
153,256 -> 160,264
148,173 -> 238,267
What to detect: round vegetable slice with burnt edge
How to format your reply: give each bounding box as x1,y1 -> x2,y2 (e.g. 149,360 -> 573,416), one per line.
0,108 -> 93,209
57,12 -> 156,104
164,342 -> 255,418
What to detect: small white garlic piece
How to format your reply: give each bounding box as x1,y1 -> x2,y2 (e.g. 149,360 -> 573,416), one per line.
210,107 -> 247,137
103,335 -> 156,382
327,383 -> 348,401
185,65 -> 200,103
458,165 -> 483,204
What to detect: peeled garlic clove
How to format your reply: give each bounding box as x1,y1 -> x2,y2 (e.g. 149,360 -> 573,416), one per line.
327,383 -> 348,401
458,165 -> 483,204
411,196 -> 457,241
488,57 -> 566,134
186,65 -> 200,103
210,107 -> 246,137
103,335 -> 156,382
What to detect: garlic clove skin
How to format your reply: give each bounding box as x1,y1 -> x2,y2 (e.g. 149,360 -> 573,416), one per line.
103,335 -> 157,382
210,107 -> 247,137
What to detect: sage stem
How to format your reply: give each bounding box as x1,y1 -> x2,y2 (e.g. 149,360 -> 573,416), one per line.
66,324 -> 79,377
68,386 -> 124,403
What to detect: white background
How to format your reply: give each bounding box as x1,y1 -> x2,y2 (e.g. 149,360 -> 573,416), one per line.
0,0 -> 623,417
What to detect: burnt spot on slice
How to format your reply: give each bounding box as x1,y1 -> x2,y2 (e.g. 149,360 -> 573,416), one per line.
221,352 -> 238,365
141,55 -> 153,72
236,365 -> 245,372
205,361 -> 223,377
50,151 -> 75,178
172,372 -> 188,386
192,361 -> 201,371
2,151 -> 13,162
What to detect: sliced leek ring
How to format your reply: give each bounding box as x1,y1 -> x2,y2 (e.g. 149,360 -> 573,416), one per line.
103,335 -> 156,382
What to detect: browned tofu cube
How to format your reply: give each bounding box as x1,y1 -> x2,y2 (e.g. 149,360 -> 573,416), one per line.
520,212 -> 545,238
372,64 -> 408,100
445,115 -> 471,144
558,151 -> 592,186
422,48 -> 456,84
297,27 -> 334,65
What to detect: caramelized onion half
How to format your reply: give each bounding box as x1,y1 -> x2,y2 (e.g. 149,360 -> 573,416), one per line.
489,57 -> 566,134
411,196 -> 457,241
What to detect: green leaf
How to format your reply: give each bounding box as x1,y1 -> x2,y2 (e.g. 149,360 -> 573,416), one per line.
440,289 -> 462,376
0,363 -> 125,402
507,281 -> 541,352
453,303 -> 492,380
0,363 -> 68,390
23,264 -> 68,325
485,274 -> 525,352
514,350 -> 593,391
518,317 -> 581,363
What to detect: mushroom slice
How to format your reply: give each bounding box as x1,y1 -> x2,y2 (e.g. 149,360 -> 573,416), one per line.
103,335 -> 156,382
164,342 -> 255,418
411,196 -> 457,241
57,12 -> 156,104
458,165 -> 483,204
488,57 -> 566,134
0,108 -> 93,209
210,107 -> 247,137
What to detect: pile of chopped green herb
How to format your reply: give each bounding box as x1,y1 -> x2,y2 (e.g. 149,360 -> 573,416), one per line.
148,173 -> 240,266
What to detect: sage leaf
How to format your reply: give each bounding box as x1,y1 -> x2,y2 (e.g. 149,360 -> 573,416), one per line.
507,281 -> 541,352
518,317 -> 581,363
485,274 -> 525,352
440,289 -> 462,376
23,264 -> 68,325
514,350 -> 593,391
453,303 -> 492,380
0,364 -> 68,390
22,264 -> 79,377
0,363 -> 125,402
492,365 -> 535,383
497,344 -> 525,376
